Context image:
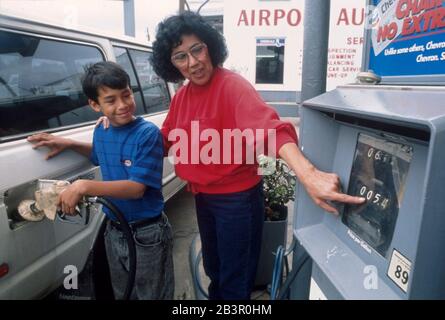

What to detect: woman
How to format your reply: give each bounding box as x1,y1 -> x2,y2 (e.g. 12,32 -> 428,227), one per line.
110,12 -> 364,300
150,12 -> 364,300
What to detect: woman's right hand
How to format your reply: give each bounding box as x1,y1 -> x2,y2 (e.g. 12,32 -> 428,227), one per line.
95,116 -> 110,129
279,142 -> 365,215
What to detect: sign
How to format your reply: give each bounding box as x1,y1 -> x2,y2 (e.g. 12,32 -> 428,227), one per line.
256,38 -> 285,47
224,0 -> 366,92
237,8 -> 302,27
387,249 -> 411,293
368,0 -> 445,79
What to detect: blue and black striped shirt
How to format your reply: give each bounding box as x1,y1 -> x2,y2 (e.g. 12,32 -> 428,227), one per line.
91,117 -> 164,222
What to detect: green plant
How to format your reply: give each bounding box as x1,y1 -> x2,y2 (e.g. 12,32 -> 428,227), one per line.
258,155 -> 297,221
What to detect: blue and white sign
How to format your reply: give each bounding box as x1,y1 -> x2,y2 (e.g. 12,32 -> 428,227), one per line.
256,38 -> 285,47
368,0 -> 445,79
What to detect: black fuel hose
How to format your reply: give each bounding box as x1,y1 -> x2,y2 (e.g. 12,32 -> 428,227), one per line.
87,197 -> 136,300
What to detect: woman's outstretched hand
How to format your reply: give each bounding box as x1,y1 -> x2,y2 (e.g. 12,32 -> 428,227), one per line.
279,143 -> 365,215
299,166 -> 365,215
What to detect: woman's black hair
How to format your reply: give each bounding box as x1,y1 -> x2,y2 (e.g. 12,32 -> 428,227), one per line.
151,11 -> 228,82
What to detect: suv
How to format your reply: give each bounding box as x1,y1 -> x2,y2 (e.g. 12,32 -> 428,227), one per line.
0,14 -> 184,299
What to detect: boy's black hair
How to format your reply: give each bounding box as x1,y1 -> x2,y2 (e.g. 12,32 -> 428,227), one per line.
151,11 -> 228,83
81,61 -> 131,103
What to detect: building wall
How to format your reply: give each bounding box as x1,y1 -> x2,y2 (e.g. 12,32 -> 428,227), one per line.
224,0 -> 304,92
328,0 -> 366,90
223,0 -> 366,94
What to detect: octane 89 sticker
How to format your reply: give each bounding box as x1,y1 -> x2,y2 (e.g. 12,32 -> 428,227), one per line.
387,249 -> 411,293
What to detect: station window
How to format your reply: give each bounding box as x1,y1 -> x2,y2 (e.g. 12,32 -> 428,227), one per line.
255,38 -> 285,84
0,30 -> 104,141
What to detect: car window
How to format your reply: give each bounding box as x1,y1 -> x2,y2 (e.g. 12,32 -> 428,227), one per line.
113,46 -> 146,115
0,30 -> 104,141
128,49 -> 170,113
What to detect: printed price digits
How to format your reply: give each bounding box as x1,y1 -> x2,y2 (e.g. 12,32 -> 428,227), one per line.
359,185 -> 389,209
395,265 -> 409,285
367,147 -> 391,163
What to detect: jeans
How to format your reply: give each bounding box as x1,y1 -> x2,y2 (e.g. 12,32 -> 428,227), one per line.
104,213 -> 174,300
195,182 -> 264,300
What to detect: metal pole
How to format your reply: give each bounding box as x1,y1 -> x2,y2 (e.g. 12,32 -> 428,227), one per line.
179,0 -> 190,13
291,0 -> 331,300
123,0 -> 135,37
300,0 -> 331,102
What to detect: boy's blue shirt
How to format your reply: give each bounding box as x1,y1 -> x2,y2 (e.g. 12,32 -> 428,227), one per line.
90,116 -> 164,222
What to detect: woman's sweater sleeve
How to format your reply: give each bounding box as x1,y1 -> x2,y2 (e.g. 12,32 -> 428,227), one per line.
227,75 -> 298,156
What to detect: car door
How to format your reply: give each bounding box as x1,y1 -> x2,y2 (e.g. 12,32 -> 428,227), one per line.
112,45 -> 184,200
0,29 -> 105,299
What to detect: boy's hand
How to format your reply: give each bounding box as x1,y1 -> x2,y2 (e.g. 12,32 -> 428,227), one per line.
27,133 -> 72,160
96,116 -> 110,129
58,180 -> 86,215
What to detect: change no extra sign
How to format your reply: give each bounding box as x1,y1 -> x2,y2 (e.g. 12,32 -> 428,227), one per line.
367,0 -> 445,83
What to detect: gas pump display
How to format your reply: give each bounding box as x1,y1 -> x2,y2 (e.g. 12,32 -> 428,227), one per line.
294,80 -> 445,298
342,134 -> 413,257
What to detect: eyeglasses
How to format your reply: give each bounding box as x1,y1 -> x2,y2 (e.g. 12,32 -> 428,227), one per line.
171,43 -> 207,67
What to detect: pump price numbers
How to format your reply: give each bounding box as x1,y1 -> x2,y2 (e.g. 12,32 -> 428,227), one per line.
367,147 -> 391,163
342,134 -> 413,257
358,184 -> 390,210
359,144 -> 394,210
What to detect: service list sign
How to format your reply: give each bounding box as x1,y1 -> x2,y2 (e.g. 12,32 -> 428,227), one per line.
369,0 -> 445,78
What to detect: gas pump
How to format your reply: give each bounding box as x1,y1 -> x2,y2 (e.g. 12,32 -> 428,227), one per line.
291,0 -> 445,299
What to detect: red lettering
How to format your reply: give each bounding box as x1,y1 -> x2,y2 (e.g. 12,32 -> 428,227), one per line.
401,17 -> 414,35
236,8 -> 304,27
402,14 -> 422,35
347,37 -> 364,45
274,9 -> 286,26
396,0 -> 409,19
337,8 -> 349,25
422,10 -> 434,31
397,0 -> 443,20
337,8 -> 364,26
352,8 -> 365,25
377,25 -> 384,42
413,0 -> 425,16
377,22 -> 398,42
259,10 -> 271,26
431,7 -> 445,29
287,9 -> 301,26
237,10 -> 249,26
411,14 -> 423,32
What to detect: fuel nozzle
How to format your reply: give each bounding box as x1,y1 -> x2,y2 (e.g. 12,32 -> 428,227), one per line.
18,199 -> 45,222
17,179 -> 71,222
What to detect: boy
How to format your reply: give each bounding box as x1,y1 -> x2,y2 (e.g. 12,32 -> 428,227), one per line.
27,61 -> 174,300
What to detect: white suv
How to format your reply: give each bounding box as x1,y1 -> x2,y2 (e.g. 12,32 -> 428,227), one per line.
0,14 -> 184,299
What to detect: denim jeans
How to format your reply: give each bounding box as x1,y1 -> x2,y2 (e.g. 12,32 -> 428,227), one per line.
104,213 -> 174,300
195,182 -> 264,300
